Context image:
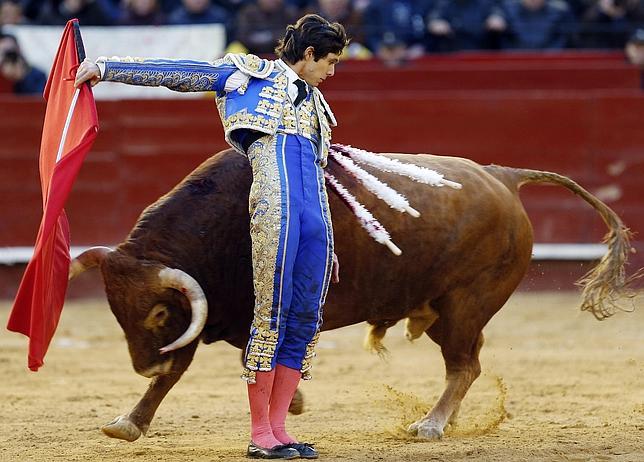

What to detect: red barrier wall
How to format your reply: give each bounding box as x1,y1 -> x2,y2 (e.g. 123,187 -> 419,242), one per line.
1,53 -> 643,298
327,51 -> 642,91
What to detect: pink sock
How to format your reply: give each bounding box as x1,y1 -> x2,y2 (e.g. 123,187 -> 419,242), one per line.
269,364 -> 301,444
248,370 -> 282,448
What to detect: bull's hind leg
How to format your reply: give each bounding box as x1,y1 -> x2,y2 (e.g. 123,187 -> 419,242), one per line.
408,317 -> 486,440
406,238 -> 528,441
409,287 -> 490,439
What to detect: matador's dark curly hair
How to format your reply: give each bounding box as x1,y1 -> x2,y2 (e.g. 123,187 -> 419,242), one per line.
275,14 -> 349,64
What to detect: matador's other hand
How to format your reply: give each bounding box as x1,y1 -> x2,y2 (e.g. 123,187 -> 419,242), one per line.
332,252 -> 339,283
74,58 -> 101,88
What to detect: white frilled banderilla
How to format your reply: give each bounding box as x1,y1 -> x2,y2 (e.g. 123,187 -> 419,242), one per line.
325,144 -> 462,256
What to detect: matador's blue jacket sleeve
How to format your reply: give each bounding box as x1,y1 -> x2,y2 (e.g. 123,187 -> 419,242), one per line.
98,56 -> 238,93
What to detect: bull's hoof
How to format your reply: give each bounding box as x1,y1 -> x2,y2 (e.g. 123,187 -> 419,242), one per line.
407,419 -> 444,440
101,415 -> 142,442
288,389 -> 304,415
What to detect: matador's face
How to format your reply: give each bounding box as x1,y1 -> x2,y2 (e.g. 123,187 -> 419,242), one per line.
300,49 -> 340,87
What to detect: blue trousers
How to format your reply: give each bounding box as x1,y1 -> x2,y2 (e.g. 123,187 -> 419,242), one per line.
242,133 -> 334,383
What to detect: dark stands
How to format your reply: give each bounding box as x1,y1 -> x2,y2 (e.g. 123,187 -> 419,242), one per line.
228,0 -> 299,55
2,0 -> 643,57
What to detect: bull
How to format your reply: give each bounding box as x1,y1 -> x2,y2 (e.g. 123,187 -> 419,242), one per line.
69,147 -> 636,442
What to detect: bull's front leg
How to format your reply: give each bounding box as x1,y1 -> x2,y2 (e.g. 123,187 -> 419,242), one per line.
102,373 -> 183,441
102,342 -> 198,441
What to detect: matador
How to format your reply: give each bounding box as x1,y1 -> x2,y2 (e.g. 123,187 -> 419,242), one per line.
75,13 -> 348,460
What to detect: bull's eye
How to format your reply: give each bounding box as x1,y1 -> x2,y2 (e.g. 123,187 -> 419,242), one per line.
144,304 -> 169,330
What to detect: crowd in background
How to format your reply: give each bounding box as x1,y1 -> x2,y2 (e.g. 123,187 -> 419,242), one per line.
1,0 -> 644,93
2,0 -> 644,52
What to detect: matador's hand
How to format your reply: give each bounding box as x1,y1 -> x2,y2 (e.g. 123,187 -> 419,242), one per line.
74,58 -> 101,88
332,252 -> 339,283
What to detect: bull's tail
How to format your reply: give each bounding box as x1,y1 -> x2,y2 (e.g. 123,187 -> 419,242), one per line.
485,165 -> 641,320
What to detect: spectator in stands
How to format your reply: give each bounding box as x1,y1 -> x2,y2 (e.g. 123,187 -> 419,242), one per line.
499,0 -> 576,49
37,0 -> 114,25
118,0 -> 165,25
625,27 -> 644,87
305,0 -> 372,58
578,0 -> 644,48
1,0 -> 29,25
228,0 -> 299,56
0,32 -> 46,94
363,0 -> 429,66
167,0 -> 230,25
426,0 -> 507,51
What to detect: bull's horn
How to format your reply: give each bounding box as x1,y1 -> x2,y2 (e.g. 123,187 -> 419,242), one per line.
157,267 -> 208,354
69,246 -> 113,280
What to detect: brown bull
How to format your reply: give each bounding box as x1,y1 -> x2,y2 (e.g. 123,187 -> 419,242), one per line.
69,148 -> 635,442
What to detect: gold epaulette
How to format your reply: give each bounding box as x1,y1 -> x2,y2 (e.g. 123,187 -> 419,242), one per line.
226,53 -> 275,79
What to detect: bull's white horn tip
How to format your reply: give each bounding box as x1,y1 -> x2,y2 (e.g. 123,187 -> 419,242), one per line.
406,207 -> 420,218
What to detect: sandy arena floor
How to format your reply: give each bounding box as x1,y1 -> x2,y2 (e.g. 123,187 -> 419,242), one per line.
1,292 -> 643,462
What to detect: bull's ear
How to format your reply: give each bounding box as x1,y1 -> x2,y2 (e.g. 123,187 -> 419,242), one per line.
144,304 -> 170,330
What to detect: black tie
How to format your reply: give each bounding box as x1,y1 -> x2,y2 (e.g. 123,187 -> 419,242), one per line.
294,79 -> 308,107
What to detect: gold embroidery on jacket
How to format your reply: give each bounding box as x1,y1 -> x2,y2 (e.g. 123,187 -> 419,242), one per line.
104,68 -> 220,92
277,96 -> 321,144
258,85 -> 286,102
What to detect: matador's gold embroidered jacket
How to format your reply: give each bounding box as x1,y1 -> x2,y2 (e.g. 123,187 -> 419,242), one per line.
97,53 -> 337,167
